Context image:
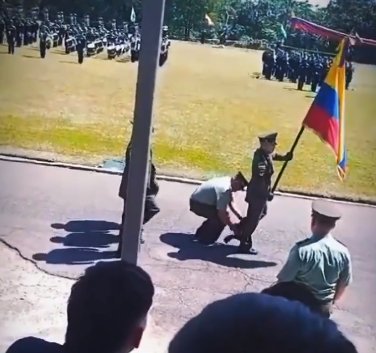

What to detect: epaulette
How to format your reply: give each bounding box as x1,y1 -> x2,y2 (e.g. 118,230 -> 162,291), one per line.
296,238 -> 310,246
334,238 -> 348,247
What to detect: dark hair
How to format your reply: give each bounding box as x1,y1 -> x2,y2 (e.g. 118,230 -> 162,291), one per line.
168,293 -> 357,353
65,261 -> 154,353
312,212 -> 337,227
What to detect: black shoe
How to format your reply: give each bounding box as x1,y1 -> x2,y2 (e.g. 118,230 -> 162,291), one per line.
224,235 -> 235,244
237,245 -> 258,255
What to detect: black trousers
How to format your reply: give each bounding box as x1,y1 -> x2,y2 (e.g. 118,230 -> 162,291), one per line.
242,197 -> 268,248
262,282 -> 332,318
40,43 -> 46,58
117,194 -> 160,251
189,199 -> 225,245
78,50 -> 84,64
8,40 -> 15,54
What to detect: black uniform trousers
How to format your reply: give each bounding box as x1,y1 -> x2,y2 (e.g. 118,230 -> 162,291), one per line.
117,194 -> 160,253
8,38 -> 15,54
242,196 -> 268,248
78,49 -> 84,64
262,281 -> 332,318
190,199 -> 225,245
40,41 -> 46,58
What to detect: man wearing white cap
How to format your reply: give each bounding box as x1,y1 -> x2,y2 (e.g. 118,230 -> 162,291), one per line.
274,200 -> 353,318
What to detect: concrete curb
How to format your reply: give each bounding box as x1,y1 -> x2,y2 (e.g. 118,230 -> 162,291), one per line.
0,153 -> 375,208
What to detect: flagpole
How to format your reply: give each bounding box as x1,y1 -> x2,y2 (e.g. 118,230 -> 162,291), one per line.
271,125 -> 305,193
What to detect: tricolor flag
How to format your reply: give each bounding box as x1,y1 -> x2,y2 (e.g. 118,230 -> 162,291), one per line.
130,6 -> 136,23
303,38 -> 348,179
205,14 -> 214,26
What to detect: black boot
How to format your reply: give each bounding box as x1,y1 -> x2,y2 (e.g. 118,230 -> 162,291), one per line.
237,242 -> 258,255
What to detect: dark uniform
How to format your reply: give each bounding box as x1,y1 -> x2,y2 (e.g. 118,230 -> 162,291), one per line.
274,200 -> 352,318
236,133 -> 292,254
76,36 -> 86,64
39,32 -> 47,58
6,23 -> 16,54
0,19 -> 5,45
116,136 -> 160,257
345,62 -> 354,90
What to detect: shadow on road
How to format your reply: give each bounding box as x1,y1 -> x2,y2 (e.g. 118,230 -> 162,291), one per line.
32,220 -> 119,265
33,248 -> 116,265
51,220 -> 119,233
160,233 -> 277,270
22,54 -> 40,59
59,60 -> 78,64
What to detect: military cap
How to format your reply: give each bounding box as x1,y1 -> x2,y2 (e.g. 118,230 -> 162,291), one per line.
312,200 -> 342,220
235,171 -> 248,187
258,132 -> 278,143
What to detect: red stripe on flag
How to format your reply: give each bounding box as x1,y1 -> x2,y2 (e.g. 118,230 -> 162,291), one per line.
303,104 -> 339,153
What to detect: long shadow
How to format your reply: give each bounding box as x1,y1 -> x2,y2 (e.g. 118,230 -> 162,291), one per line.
283,86 -> 313,92
51,220 -> 119,233
22,54 -> 41,59
59,60 -> 78,64
32,220 -> 120,265
33,248 -> 116,265
160,233 -> 277,270
50,231 -> 118,248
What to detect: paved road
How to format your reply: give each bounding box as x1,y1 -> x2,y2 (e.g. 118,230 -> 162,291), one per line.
0,159 -> 375,352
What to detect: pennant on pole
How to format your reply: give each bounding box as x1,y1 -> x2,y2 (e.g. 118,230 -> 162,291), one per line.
130,7 -> 136,23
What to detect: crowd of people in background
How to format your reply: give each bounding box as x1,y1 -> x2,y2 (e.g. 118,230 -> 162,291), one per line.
0,8 -> 170,66
262,43 -> 355,91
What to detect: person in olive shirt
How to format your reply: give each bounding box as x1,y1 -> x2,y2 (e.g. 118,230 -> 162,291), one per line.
189,172 -> 247,245
226,132 -> 292,255
275,200 -> 352,318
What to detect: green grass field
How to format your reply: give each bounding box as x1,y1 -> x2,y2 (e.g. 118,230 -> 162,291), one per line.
0,41 -> 375,201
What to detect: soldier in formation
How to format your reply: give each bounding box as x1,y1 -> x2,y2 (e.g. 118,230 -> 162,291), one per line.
6,20 -> 16,54
1,8 -> 171,66
262,45 -> 354,92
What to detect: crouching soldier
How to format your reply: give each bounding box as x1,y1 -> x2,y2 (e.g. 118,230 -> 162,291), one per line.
189,172 -> 247,245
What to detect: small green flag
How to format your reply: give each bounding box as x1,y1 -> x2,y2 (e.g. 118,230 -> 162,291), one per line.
280,24 -> 287,39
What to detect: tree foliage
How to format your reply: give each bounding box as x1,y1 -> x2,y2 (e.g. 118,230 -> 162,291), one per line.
3,0 -> 376,60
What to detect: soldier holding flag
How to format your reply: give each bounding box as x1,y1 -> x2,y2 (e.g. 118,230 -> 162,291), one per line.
225,133 -> 292,254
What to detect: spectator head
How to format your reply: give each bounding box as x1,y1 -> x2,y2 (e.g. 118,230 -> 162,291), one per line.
168,293 -> 357,353
65,260 -> 154,353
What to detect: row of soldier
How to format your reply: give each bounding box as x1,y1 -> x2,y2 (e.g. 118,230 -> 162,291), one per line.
1,9 -> 171,66
262,43 -> 354,91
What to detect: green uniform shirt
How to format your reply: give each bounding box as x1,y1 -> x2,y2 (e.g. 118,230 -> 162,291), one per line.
190,177 -> 232,210
277,234 -> 352,302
